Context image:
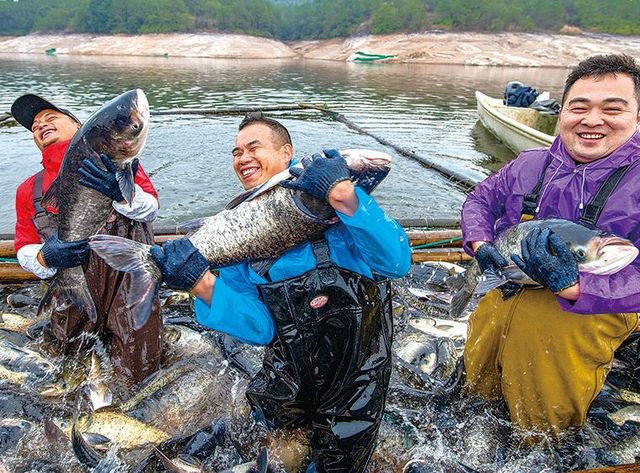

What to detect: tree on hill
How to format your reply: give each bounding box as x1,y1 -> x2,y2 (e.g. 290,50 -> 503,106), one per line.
0,0 -> 639,38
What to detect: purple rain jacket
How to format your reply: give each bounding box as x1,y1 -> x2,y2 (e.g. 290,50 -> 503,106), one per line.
461,131 -> 640,315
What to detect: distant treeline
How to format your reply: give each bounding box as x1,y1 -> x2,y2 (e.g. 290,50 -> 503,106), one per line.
1,0 -> 639,38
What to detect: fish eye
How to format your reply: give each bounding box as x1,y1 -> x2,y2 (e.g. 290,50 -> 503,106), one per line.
117,104 -> 126,111
575,248 -> 587,261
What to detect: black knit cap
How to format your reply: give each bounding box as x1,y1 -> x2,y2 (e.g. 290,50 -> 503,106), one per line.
11,94 -> 81,131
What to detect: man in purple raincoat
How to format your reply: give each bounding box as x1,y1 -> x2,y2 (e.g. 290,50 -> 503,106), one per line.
461,54 -> 640,440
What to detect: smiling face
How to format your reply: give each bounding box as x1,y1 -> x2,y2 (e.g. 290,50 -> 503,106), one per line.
559,73 -> 640,163
31,109 -> 81,151
232,123 -> 293,190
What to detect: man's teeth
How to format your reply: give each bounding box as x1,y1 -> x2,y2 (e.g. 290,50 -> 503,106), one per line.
242,168 -> 257,177
579,133 -> 604,139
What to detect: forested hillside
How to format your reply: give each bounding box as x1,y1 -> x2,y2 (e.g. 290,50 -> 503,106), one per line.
1,0 -> 639,38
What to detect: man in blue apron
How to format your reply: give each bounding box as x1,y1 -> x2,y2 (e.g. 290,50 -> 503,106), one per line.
149,113 -> 411,472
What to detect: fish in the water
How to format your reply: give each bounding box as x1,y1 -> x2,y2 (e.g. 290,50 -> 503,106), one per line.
88,149 -> 393,328
394,332 -> 458,378
137,420 -> 227,472
0,312 -> 42,336
608,405 -> 640,426
450,219 -> 639,318
0,340 -> 57,383
409,317 -> 468,341
37,89 -> 150,323
63,406 -> 171,451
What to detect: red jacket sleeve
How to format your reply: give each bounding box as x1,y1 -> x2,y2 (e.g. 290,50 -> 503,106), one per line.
14,176 -> 40,252
134,164 -> 158,203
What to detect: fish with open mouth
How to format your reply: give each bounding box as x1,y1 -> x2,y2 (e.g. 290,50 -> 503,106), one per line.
449,218 -> 639,318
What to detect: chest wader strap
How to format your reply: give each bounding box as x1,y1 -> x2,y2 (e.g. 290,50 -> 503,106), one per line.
579,164 -> 632,227
31,170 -> 57,239
311,238 -> 337,286
521,157 -> 553,218
251,239 -> 337,285
32,170 -> 46,215
251,258 -> 276,283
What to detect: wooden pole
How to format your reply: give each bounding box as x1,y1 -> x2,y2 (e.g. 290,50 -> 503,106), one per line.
406,229 -> 462,247
0,227 -> 463,260
0,263 -> 37,282
411,248 -> 472,263
0,247 -> 470,282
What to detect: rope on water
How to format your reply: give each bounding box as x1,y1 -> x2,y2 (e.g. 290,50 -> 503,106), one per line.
311,107 -> 479,191
151,103 -> 329,116
0,113 -> 16,124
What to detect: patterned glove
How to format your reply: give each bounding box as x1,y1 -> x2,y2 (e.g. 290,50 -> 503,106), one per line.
475,243 -> 508,273
149,239 -> 209,292
79,154 -> 138,202
40,236 -> 90,269
280,149 -> 351,201
511,227 -> 579,293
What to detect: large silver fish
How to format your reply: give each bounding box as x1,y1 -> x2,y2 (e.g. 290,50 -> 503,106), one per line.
38,89 -> 150,323
88,149 -> 393,329
450,218 -> 639,318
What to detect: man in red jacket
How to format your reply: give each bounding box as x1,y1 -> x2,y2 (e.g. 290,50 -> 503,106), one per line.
11,94 -> 162,386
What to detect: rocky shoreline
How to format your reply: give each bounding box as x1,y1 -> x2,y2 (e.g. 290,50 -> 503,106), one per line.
1,31 -> 640,67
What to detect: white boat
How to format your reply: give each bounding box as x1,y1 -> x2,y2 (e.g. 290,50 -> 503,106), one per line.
475,90 -> 557,154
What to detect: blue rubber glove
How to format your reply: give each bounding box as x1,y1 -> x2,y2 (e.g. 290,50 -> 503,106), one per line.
149,239 -> 209,292
78,154 -> 138,202
475,243 -> 508,273
280,149 -> 351,201
40,235 -> 90,269
511,227 -> 579,293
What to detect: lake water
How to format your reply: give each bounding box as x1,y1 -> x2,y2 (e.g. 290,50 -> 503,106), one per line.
0,54 -> 569,233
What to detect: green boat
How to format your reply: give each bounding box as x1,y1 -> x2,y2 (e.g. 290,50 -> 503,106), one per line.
352,50 -> 396,62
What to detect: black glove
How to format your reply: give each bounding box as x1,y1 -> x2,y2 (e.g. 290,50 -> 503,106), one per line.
40,236 -> 90,269
474,243 -> 508,273
79,154 -> 138,202
475,243 -> 522,299
280,149 -> 351,201
511,227 -> 579,293
149,239 -> 209,292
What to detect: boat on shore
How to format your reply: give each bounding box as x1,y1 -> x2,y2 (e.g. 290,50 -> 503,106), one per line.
475,90 -> 557,154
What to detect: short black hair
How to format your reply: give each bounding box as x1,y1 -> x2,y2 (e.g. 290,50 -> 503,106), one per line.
562,54 -> 640,105
239,111 -> 292,147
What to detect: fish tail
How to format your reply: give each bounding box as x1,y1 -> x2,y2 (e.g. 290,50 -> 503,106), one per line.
71,424 -> 103,468
88,234 -> 160,330
38,267 -> 97,322
448,273 -> 476,319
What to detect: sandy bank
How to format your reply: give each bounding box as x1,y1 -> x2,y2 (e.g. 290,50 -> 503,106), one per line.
292,31 -> 640,67
1,31 -> 640,66
0,33 -> 297,59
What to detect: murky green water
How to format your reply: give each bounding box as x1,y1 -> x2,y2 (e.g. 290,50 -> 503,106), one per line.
0,54 -> 568,233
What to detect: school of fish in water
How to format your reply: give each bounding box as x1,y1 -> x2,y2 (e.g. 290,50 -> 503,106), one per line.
2,260 -> 640,472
